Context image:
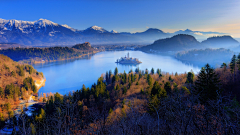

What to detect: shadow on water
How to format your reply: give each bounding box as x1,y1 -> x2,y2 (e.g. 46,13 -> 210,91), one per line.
32,54 -> 94,68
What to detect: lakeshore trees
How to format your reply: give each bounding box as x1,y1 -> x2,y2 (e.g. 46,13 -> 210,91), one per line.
12,53 -> 240,134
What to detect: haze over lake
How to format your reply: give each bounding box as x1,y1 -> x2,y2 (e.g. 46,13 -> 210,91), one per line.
33,51 -> 200,94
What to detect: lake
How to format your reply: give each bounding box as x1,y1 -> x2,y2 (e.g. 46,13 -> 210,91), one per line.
33,51 -> 200,95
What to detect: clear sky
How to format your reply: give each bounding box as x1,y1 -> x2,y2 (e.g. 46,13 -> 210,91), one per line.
0,0 -> 240,37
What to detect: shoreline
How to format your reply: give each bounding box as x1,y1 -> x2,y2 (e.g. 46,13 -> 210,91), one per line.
19,50 -> 102,64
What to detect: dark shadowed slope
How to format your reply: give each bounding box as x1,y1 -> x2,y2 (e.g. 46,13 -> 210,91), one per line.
140,34 -> 201,52
201,35 -> 239,49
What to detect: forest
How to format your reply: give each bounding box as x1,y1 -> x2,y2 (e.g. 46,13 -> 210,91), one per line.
0,42 -> 98,63
175,48 -> 234,67
7,53 -> 240,134
0,54 -> 44,129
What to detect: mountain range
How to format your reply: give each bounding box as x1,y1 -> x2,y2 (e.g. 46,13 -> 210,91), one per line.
140,34 -> 240,52
0,18 -> 233,46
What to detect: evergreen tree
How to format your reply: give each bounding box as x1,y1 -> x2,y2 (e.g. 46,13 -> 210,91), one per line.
147,74 -> 153,86
116,84 -> 120,90
194,64 -> 221,104
106,71 -> 109,83
230,55 -> 237,81
157,68 -> 161,75
221,63 -> 227,72
123,86 -> 127,94
135,67 -> 140,73
109,70 -> 112,80
175,72 -> 178,76
237,53 -> 240,71
131,74 -> 135,82
164,82 -> 171,95
114,67 -> 118,75
145,68 -> 148,75
151,68 -> 154,74
139,72 -> 142,80
0,87 -> 4,98
186,72 -> 194,84
129,69 -> 133,74
151,81 -> 160,95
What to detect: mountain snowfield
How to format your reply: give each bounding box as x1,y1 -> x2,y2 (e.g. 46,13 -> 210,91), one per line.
0,18 -> 231,46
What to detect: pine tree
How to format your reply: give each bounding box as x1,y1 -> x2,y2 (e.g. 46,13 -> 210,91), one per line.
109,70 -> 112,80
157,68 -> 161,75
164,82 -> 171,95
123,86 -> 127,94
114,67 -> 118,75
147,74 -> 153,86
106,71 -> 109,83
175,72 -> 178,76
221,63 -> 227,72
186,72 -> 194,84
237,53 -> 240,71
151,68 -> 154,74
230,55 -> 237,81
145,68 -> 148,75
0,87 -> 4,98
194,64 -> 221,104
135,67 -> 140,73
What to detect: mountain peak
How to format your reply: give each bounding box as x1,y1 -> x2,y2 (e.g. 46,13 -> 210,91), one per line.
184,29 -> 192,32
62,24 -> 72,29
84,25 -> 108,33
111,30 -> 118,33
34,18 -> 58,26
145,28 -> 164,33
90,25 -> 104,30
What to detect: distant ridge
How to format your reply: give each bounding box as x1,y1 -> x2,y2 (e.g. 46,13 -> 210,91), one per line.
0,18 -> 233,46
140,34 -> 201,52
201,35 -> 239,48
140,34 -> 239,53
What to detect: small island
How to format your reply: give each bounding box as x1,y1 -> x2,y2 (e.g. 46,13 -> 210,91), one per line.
116,52 -> 142,64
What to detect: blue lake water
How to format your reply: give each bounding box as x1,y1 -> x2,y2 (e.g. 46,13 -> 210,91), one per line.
33,51 -> 200,95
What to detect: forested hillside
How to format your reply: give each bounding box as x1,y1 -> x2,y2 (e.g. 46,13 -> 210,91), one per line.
201,35 -> 239,48
0,54 -> 44,128
140,34 -> 201,52
14,53 -> 240,134
176,48 -> 234,67
0,42 -> 98,63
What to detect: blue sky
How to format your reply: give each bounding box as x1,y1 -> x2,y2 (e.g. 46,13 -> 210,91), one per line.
0,0 -> 240,37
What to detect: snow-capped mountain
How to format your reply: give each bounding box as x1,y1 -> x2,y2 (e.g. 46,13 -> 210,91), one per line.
0,18 -> 232,46
0,18 -> 59,34
79,26 -> 109,35
61,24 -> 78,32
0,18 -> 82,45
111,30 -> 118,33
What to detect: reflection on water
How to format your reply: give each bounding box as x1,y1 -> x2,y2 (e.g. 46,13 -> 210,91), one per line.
33,51 -> 200,95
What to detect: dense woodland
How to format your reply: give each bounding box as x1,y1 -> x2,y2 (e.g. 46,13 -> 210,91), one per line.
0,42 -> 97,63
175,48 -> 234,67
0,54 -> 44,129
8,53 -> 240,134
